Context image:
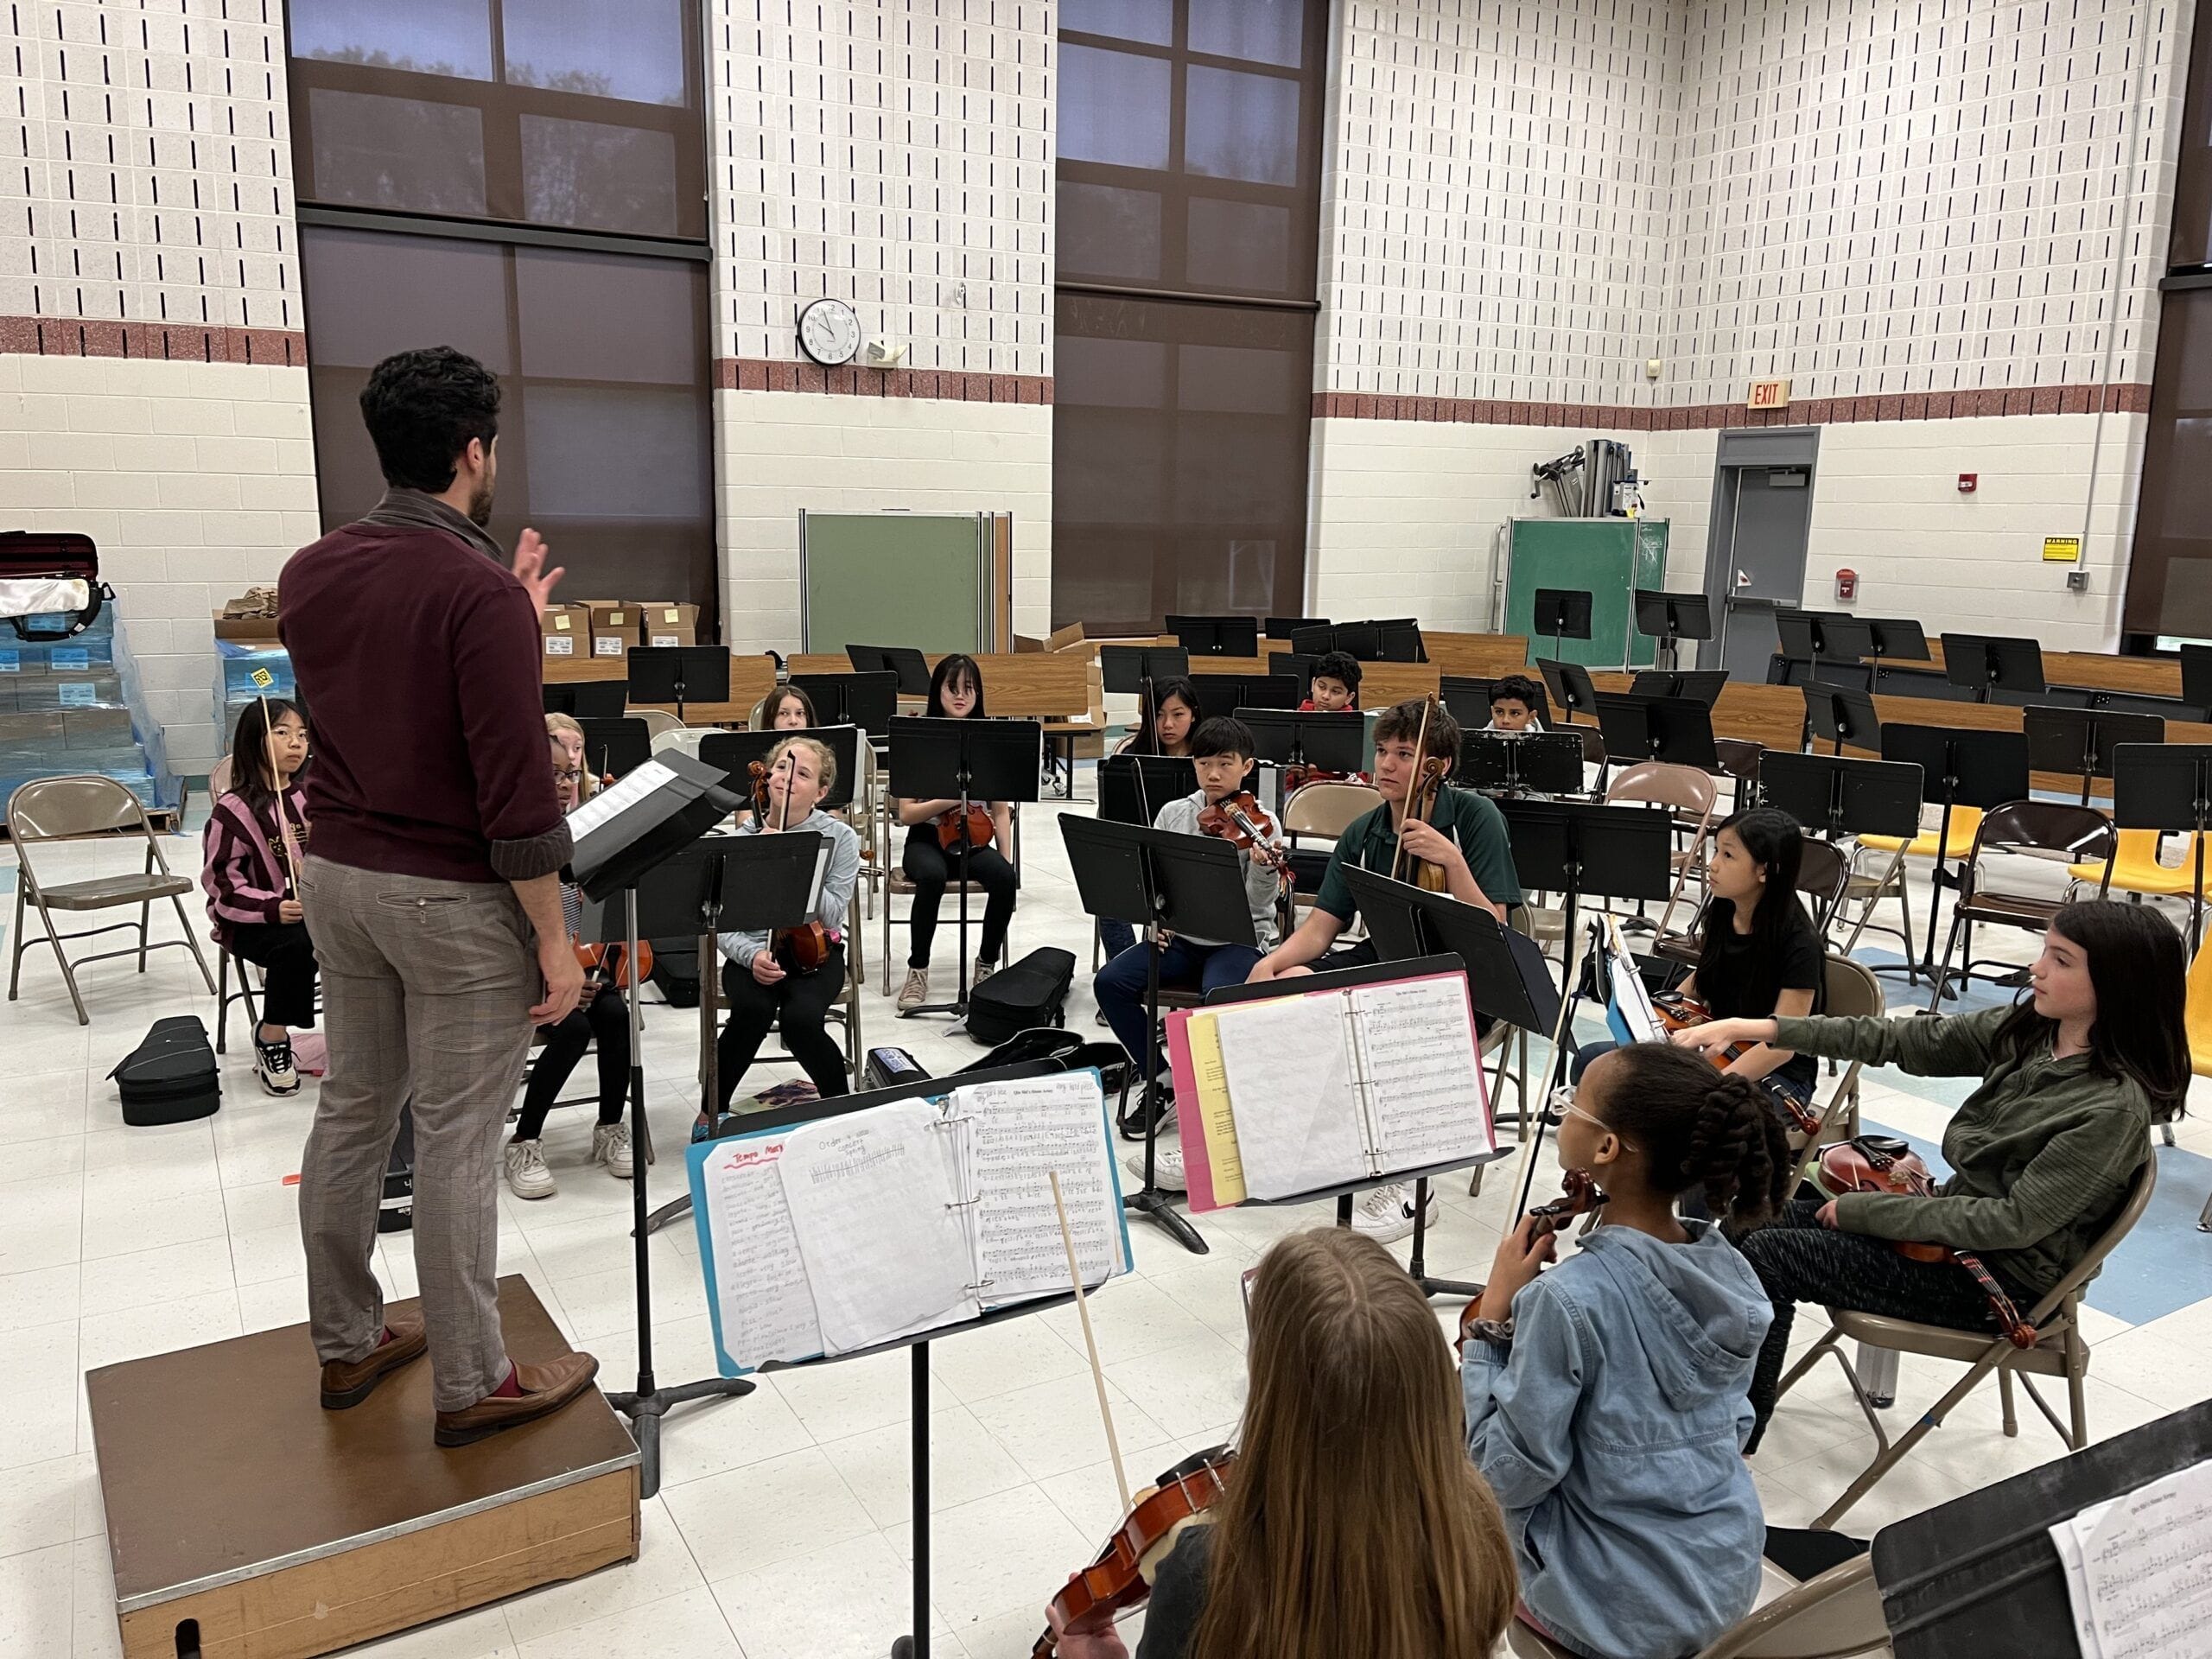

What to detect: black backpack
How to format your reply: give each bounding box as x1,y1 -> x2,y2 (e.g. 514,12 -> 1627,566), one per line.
108,1016 -> 219,1125
963,947 -> 1077,1046
649,941 -> 702,1008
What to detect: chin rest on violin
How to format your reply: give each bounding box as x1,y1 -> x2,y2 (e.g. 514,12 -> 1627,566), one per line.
1033,1446 -> 1234,1655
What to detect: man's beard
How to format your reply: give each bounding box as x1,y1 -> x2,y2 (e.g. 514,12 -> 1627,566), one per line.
466,474 -> 495,526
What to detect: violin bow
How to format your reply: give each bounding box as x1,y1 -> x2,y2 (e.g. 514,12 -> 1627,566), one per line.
258,693 -> 300,895
1050,1169 -> 1131,1511
1389,694 -> 1438,884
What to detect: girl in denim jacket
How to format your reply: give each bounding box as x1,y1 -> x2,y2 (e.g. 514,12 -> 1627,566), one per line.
1464,1044 -> 1789,1659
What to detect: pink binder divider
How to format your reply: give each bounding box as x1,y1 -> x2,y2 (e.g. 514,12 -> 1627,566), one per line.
1162,1006 -> 1224,1213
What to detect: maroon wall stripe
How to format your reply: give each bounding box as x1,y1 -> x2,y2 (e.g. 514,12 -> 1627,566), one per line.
0,315 -> 308,367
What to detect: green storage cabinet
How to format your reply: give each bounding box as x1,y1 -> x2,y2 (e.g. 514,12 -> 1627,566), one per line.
1503,518 -> 1669,669
799,512 -> 990,655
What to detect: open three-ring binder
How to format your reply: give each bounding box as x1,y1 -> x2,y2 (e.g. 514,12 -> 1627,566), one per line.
686,1070 -> 1132,1374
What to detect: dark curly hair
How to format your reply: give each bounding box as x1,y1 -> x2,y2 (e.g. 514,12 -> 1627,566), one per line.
359,346 -> 501,493
1591,1043 -> 1791,1232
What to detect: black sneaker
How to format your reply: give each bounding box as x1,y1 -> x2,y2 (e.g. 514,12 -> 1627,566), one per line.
254,1036 -> 301,1096
1117,1080 -> 1175,1142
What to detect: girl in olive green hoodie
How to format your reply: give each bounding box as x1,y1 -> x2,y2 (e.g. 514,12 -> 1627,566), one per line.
1672,900 -> 2188,1450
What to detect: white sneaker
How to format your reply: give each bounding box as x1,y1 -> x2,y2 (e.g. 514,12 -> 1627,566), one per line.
503,1139 -> 556,1200
591,1122 -> 633,1179
1351,1181 -> 1437,1245
897,968 -> 928,1014
1123,1142 -> 1185,1192
973,958 -> 995,988
253,1035 -> 300,1096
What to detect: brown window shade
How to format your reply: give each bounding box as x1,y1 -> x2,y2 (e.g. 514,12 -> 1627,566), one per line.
299,226 -> 717,627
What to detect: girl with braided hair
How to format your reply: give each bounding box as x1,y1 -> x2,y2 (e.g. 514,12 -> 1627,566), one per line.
1463,1043 -> 1788,1659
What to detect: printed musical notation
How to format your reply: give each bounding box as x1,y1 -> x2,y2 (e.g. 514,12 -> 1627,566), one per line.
2049,1457 -> 2212,1659
1351,977 -> 1493,1170
958,1074 -> 1127,1301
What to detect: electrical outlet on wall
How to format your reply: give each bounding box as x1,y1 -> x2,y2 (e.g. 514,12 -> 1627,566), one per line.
2066,571 -> 2090,592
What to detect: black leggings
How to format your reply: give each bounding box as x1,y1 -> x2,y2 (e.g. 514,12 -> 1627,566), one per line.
513,988 -> 631,1139
902,830 -> 1017,969
717,944 -> 853,1104
228,920 -> 319,1029
1740,1200 -> 2013,1452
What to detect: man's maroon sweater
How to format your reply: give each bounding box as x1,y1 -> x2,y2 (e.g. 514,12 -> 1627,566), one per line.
280,516 -> 568,885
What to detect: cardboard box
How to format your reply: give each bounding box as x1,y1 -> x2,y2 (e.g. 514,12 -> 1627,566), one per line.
642,603 -> 699,648
0,710 -> 66,747
63,707 -> 136,749
213,609 -> 283,644
587,603 -> 639,659
540,604 -> 588,659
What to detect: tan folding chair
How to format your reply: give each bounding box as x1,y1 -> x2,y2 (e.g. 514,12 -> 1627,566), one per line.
1784,956 -> 1880,1191
1929,800 -> 2113,1007
1776,1154 -> 2157,1529
1605,759 -> 1719,933
9,776 -> 216,1025
1696,1554 -> 1891,1658
1281,779 -> 1382,921
631,707 -> 687,742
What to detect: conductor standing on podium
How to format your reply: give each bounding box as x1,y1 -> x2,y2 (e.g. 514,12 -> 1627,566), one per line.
280,346 -> 599,1446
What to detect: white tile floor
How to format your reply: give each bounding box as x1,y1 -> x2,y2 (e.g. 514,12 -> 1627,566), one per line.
5,788 -> 2212,1659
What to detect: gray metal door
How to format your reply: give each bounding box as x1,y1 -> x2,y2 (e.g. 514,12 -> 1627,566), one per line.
1705,430 -> 1818,682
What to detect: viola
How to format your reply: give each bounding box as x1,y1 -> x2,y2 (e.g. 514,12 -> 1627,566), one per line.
1815,1136 -> 2039,1349
1650,992 -> 1823,1139
1459,1170 -> 1608,1354
1033,1446 -> 1235,1656
747,759 -> 831,976
1196,791 -> 1290,873
1389,696 -> 1452,893
936,803 -> 995,850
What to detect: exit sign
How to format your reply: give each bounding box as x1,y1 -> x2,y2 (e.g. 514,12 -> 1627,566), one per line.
1747,378 -> 1792,410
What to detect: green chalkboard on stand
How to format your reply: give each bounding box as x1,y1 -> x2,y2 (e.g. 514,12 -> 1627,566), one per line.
1503,517 -> 1669,668
799,512 -> 990,655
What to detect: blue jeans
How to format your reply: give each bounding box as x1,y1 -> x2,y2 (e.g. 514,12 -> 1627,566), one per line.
1100,917 -> 1135,962
1095,937 -> 1262,1082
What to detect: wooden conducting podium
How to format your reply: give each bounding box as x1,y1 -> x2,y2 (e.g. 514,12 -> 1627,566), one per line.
87,1278 -> 639,1659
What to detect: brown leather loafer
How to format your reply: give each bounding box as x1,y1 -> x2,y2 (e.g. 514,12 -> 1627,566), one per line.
433,1351 -> 601,1448
320,1317 -> 429,1409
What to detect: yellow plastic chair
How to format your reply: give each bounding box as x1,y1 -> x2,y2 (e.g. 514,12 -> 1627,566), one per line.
2074,827 -> 2208,898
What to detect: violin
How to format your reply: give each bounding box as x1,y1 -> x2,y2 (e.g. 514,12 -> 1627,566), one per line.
1196,791 -> 1290,873
936,803 -> 995,851
1458,1170 -> 1608,1354
1033,1446 -> 1235,1656
575,938 -> 652,989
1815,1137 -> 2038,1349
1650,992 -> 1823,1139
747,760 -> 830,976
1389,696 -> 1452,893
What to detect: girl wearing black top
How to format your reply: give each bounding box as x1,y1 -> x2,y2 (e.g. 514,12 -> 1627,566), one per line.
893,653 -> 1018,1013
1102,676 -> 1201,963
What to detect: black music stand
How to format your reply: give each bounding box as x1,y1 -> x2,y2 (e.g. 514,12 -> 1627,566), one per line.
1594,692 -> 1720,771
1633,589 -> 1714,671
1192,673 -> 1300,722
1497,801 -> 1675,970
1287,622 -> 1334,656
1877,724 -> 2031,995
1440,675 -> 1555,732
789,670 -> 899,737
1536,658 -> 1600,725
1457,731 -> 1586,797
1097,753 -> 1198,827
2109,742 -> 2212,947
1100,645 -> 1192,694
1533,588 -> 1593,661
1775,608 -> 1849,663
1060,817 -> 1261,1257
1757,750 -> 1923,849
1167,614 -> 1260,657
696,724 -> 861,811
2180,643 -> 2212,717
1267,614 -> 1326,639
2022,705 -> 2165,806
1872,1397 -> 2212,1659
887,715 -> 1040,1020
843,644 -> 889,676
1375,619 -> 1427,662
1630,669 -> 1727,707
577,715 -> 652,779
1941,632 -> 2046,702
1866,618 -> 1930,660
543,679 -> 628,720
1266,650 -> 1317,698
1335,621 -> 1382,658
567,757 -> 818,1500
626,645 -> 728,722
1802,680 -> 1882,755
1240,708 -> 1367,778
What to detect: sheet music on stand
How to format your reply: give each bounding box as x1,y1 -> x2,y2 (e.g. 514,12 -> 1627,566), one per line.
2046,1457 -> 2212,1659
685,1070 -> 1132,1374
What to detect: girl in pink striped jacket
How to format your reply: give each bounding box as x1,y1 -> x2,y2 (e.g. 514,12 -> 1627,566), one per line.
203,699 -> 316,1096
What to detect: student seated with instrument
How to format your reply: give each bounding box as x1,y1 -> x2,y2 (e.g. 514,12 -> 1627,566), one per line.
752,683 -> 818,732
893,652 -> 1018,1013
203,697 -> 317,1096
504,718 -> 632,1199
716,735 -> 862,1105
1249,699 -> 1521,1241
1672,899 -> 2186,1452
1465,1042 -> 1788,1659
1046,1225 -> 1516,1659
1101,675 -> 1202,963
1484,674 -> 1546,734
1095,716 -> 1289,1169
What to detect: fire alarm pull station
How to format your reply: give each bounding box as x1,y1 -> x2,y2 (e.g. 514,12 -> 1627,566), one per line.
1958,474 -> 1978,493
1835,569 -> 1859,602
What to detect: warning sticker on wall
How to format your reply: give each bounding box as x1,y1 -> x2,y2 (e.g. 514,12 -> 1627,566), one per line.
2043,536 -> 2083,563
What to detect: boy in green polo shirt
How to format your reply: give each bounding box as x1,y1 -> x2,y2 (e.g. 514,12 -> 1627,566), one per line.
1248,696 -> 1521,1241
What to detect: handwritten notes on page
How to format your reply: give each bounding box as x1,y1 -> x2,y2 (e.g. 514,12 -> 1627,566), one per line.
1210,996 -> 1368,1198
777,1101 -> 976,1354
698,1137 -> 823,1368
1350,977 -> 1493,1170
957,1073 -> 1127,1302
2049,1457 -> 2212,1659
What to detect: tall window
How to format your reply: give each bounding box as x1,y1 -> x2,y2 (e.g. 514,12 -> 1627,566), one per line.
1052,0 -> 1328,634
285,0 -> 716,621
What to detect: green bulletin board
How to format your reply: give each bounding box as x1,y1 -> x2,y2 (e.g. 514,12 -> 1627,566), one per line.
1503,517 -> 1670,668
800,512 -> 988,654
